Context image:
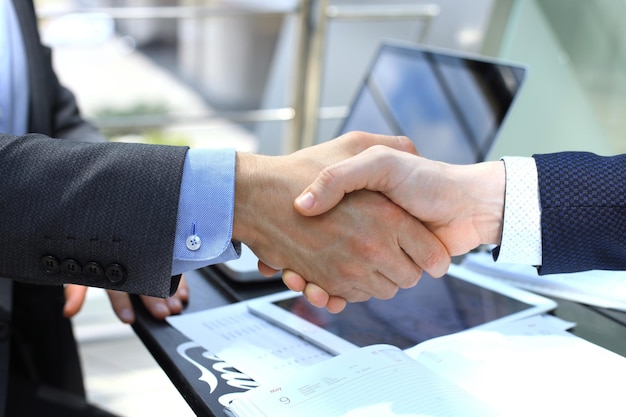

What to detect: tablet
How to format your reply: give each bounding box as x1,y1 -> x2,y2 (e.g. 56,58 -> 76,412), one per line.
247,263 -> 557,355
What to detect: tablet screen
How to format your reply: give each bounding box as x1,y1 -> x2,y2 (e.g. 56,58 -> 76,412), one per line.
272,272 -> 533,350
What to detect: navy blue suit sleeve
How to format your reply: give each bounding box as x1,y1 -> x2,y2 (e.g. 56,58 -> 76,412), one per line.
533,152 -> 626,274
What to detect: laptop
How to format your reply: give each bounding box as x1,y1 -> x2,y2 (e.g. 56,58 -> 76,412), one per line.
218,42 -> 526,282
338,41 -> 526,163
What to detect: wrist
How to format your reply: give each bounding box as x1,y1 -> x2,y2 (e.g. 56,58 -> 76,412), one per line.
460,161 -> 505,246
232,152 -> 266,246
232,152 -> 297,249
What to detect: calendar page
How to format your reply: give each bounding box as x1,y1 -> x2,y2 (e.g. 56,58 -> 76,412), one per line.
167,300 -> 331,385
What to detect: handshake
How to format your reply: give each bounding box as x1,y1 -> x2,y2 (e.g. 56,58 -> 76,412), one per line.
235,131 -> 506,313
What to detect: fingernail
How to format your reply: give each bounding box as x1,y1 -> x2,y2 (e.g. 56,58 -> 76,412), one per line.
120,308 -> 134,323
167,298 -> 182,310
295,192 -> 314,209
155,303 -> 169,314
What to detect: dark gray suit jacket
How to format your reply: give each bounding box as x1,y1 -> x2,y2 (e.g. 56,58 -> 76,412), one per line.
3,1 -> 187,298
1,1 -> 189,415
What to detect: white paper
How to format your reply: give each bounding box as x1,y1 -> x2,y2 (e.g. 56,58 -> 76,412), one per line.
463,251 -> 626,310
166,301 -> 331,384
407,315 -> 626,417
226,345 -> 498,417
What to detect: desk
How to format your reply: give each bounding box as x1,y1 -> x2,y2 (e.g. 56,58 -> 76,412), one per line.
131,266 -> 626,417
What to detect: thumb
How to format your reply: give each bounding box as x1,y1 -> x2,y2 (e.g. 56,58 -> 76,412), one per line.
293,168 -> 352,217
295,146 -> 388,216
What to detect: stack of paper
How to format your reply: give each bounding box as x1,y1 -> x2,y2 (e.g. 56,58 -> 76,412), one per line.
463,251 -> 626,310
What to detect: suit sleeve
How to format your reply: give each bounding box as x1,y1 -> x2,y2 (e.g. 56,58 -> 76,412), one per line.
0,133 -> 188,297
533,152 -> 626,274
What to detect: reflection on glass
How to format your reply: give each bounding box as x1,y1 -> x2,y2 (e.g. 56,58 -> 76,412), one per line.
340,44 -> 526,164
274,272 -> 532,350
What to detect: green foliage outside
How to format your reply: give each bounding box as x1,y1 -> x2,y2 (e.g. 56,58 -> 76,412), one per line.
94,103 -> 191,147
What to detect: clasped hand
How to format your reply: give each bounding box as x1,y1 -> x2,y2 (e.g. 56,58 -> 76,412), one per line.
238,132 -> 453,313
260,136 -> 505,313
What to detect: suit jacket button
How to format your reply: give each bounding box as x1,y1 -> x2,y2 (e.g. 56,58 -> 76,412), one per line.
105,264 -> 126,284
61,259 -> 82,277
84,262 -> 104,279
40,256 -> 60,274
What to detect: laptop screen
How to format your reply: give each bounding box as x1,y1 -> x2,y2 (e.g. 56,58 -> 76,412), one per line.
338,43 -> 526,164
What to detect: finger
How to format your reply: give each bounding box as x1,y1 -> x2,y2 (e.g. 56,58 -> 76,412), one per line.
295,146 -> 396,216
139,295 -> 181,320
258,260 -> 281,277
63,284 -> 88,318
325,296 -> 348,314
343,132 -> 417,155
302,281 -> 371,309
398,220 -> 451,279
106,290 -> 136,324
137,275 -> 189,321
372,215 -> 451,290
282,269 -> 307,292
302,283 -> 330,308
344,232 -> 414,299
338,286 -> 373,304
298,275 -> 371,306
173,275 -> 190,305
352,269 -> 401,301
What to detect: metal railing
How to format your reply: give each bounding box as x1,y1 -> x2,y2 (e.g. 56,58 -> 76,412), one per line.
38,2 -> 439,152
299,1 -> 440,148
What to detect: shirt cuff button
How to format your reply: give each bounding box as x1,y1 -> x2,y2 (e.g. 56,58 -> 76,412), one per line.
186,235 -> 202,251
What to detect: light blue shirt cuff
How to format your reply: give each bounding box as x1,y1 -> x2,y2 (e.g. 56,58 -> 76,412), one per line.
171,148 -> 241,275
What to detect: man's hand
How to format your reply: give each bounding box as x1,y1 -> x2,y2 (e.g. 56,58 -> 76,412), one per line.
234,132 -> 451,308
287,145 -> 506,311
295,146 -> 506,254
63,275 -> 189,323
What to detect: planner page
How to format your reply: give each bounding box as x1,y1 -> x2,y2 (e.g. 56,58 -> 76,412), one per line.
167,301 -> 331,384
225,344 -> 498,417
407,315 -> 626,417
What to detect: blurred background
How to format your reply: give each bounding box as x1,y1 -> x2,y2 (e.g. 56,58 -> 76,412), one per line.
32,0 -> 626,415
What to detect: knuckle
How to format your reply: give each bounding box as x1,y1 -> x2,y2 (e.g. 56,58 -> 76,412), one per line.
357,236 -> 386,264
340,131 -> 365,150
378,286 -> 399,300
346,292 -> 371,303
421,248 -> 451,277
317,166 -> 340,188
395,135 -> 417,153
336,262 -> 362,284
400,270 -> 422,289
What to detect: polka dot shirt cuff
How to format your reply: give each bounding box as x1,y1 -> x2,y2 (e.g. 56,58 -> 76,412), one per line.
494,156 -> 542,265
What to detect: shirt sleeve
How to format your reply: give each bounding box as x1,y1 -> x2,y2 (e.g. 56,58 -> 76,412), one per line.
171,148 -> 241,275
493,156 -> 542,265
